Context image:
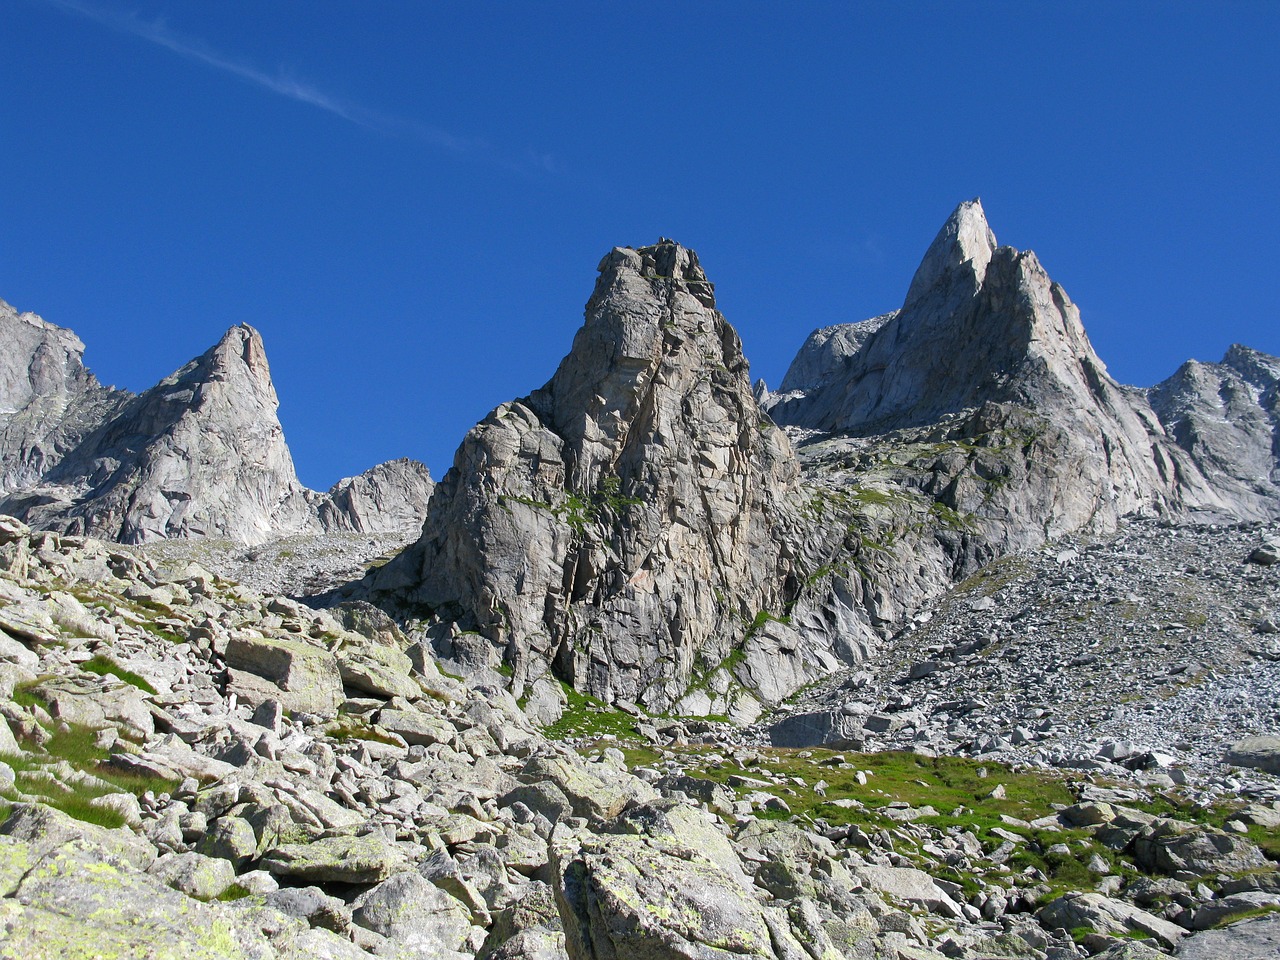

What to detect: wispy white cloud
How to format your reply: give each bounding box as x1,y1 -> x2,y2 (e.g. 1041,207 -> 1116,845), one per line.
34,0 -> 477,155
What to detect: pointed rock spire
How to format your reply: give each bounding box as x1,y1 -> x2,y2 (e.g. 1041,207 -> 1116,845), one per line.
367,239 -> 806,717
903,198 -> 997,309
0,317 -> 435,545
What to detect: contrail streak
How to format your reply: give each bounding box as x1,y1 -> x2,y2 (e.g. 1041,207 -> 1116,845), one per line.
34,0 -> 474,153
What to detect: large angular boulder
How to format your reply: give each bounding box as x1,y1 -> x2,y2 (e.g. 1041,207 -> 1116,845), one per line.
551,811 -> 787,960
1038,892 -> 1186,950
0,833 -> 361,959
225,634 -> 343,718
1226,736 -> 1280,775
1132,819 -> 1269,879
351,872 -> 475,960
259,833 -> 406,884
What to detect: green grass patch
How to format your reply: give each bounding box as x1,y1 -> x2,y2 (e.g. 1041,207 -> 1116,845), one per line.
4,709 -> 179,829
543,683 -> 642,741
80,656 -> 158,696
11,680 -> 49,712
1211,903 -> 1280,928
138,621 -> 186,644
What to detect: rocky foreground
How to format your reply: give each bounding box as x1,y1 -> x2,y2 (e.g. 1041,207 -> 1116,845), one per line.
3,513 -> 1280,959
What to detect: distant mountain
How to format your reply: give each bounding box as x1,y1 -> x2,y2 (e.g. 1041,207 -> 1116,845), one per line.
6,202 -> 1277,718
765,199 -> 1277,525
352,206 -> 1279,721
0,301 -> 433,545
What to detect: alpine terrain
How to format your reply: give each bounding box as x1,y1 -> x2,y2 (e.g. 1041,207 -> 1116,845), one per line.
1,201 -> 1279,960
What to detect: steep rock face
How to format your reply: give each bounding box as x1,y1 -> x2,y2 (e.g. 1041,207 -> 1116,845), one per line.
0,310 -> 434,545
1150,345 -> 1280,516
370,241 -> 817,717
766,199 -> 1234,538
317,458 -> 436,535
7,325 -> 318,544
0,299 -> 129,493
776,312 -> 896,395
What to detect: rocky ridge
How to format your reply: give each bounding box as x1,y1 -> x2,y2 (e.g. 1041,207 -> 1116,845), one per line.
352,204 -> 1279,736
0,304 -> 434,550
360,240 -> 823,720
5,202 -> 1280,958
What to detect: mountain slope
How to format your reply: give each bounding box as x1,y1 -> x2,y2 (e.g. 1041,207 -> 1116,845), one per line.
1150,344 -> 1280,514
0,308 -> 433,546
0,298 -> 130,494
766,199 -> 1257,533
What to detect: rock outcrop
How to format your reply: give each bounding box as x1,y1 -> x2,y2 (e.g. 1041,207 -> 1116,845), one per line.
359,209 -> 1280,722
0,298 -> 129,494
366,240 -> 819,718
318,459 -> 436,535
766,199 -> 1247,537
8,324 -> 320,544
1150,343 -> 1280,517
0,309 -> 433,546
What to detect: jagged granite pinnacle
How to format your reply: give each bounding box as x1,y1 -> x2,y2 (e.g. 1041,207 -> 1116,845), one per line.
0,308 -> 434,544
366,239 -> 821,718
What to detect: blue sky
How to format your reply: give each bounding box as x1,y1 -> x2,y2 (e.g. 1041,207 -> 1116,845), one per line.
3,1 -> 1277,489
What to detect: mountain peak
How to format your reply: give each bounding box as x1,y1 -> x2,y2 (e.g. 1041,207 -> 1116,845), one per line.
903,197 -> 997,309
595,239 -> 715,309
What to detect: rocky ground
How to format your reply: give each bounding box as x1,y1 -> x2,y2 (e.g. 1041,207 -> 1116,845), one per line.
3,512 -> 1280,959
757,517 -> 1280,802
140,529 -> 419,599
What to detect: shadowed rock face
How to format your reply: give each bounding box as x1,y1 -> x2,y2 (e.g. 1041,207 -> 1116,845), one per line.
0,299 -> 129,495
1149,344 -> 1280,516
0,310 -> 433,545
369,241 -> 813,716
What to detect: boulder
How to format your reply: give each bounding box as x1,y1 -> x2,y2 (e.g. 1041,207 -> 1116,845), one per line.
1247,542 -> 1280,566
0,832 -> 359,959
552,827 -> 784,960
1227,736 -> 1280,775
148,851 -> 237,901
854,865 -> 962,919
518,755 -> 637,821
1176,912 -> 1280,959
260,833 -> 406,884
0,802 -> 157,871
226,634 -> 343,718
767,708 -> 864,749
337,642 -> 420,700
1038,892 -> 1187,950
352,871 -> 475,959
1190,891 -> 1280,930
33,674 -> 153,739
1132,819 -> 1269,879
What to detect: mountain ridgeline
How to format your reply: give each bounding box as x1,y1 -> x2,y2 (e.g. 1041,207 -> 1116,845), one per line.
0,301 -> 434,545
3,201 -> 1277,723
355,201 -> 1279,721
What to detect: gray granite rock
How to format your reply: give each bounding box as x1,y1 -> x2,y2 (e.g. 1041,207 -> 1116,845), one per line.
366,240 -> 818,716
0,308 -> 433,547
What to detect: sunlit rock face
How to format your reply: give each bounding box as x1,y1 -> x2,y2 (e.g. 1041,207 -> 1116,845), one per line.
0,307 -> 433,545
370,240 -> 816,717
